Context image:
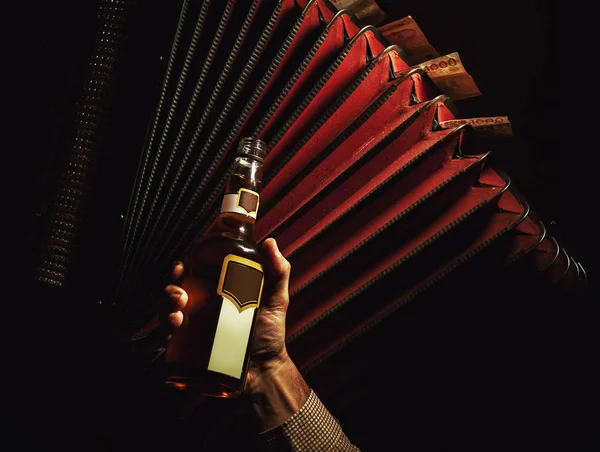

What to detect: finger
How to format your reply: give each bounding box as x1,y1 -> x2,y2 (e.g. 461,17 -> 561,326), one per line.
168,311 -> 184,328
160,285 -> 188,339
172,260 -> 184,284
261,238 -> 291,310
164,284 -> 188,311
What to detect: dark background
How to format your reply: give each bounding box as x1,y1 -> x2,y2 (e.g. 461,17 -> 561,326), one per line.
13,0 -> 597,450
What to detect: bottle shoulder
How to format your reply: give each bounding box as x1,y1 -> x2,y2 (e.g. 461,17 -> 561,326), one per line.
186,231 -> 262,268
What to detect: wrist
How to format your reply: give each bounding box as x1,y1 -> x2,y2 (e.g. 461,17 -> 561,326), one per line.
245,351 -> 310,432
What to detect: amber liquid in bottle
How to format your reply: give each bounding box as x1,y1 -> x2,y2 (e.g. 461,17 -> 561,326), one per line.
164,138 -> 266,398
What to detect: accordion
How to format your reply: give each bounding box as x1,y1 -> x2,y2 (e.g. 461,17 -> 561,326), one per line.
30,0 -> 591,449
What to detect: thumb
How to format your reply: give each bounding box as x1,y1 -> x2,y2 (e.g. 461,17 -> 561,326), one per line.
261,238 -> 291,311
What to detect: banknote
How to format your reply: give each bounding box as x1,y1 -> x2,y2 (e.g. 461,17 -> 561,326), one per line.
377,16 -> 440,65
439,116 -> 513,137
396,52 -> 482,101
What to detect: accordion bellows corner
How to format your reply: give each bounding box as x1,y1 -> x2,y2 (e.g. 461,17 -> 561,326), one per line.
36,0 -> 587,386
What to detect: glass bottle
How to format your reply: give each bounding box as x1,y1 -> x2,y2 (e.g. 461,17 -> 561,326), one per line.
164,137 -> 267,398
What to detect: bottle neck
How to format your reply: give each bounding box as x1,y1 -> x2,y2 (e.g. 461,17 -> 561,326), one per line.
217,153 -> 263,242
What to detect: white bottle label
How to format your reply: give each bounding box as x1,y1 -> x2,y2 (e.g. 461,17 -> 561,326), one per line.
207,254 -> 264,379
207,297 -> 256,379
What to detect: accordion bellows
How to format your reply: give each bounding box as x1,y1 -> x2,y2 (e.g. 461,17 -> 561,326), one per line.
113,0 -> 586,376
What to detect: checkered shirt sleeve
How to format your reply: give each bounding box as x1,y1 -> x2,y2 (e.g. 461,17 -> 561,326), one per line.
257,389 -> 360,451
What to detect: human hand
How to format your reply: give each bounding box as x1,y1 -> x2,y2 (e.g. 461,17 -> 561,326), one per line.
161,237 -> 293,393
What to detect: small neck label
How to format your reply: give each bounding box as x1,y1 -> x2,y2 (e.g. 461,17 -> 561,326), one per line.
220,188 -> 260,219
